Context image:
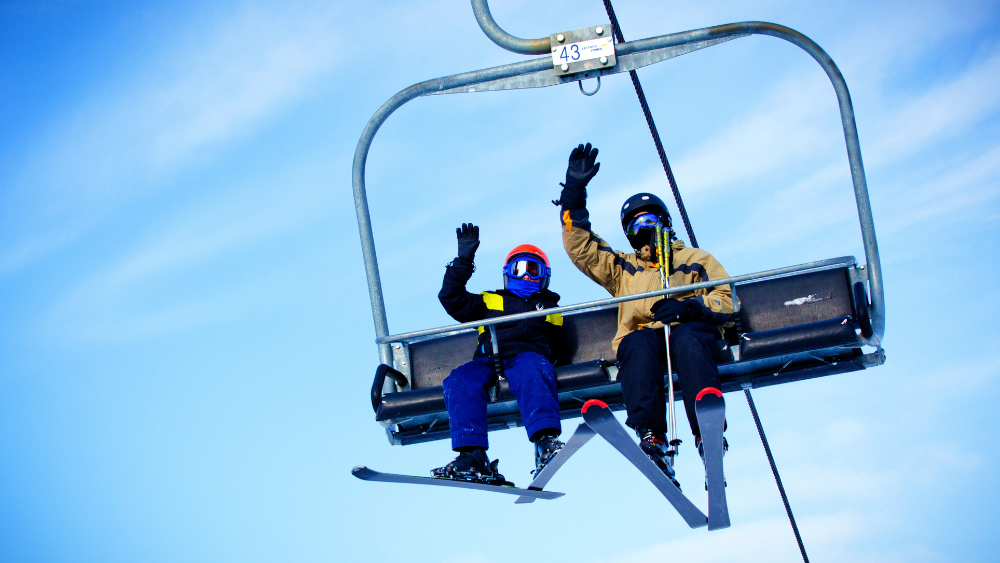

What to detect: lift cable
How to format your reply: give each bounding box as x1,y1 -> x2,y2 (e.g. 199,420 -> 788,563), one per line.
600,0 -> 699,248
744,387 -> 811,563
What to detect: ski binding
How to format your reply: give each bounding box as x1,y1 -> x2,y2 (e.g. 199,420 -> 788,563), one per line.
515,421 -> 596,504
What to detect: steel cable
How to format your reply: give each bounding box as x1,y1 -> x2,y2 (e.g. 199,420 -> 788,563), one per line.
600,0 -> 698,248
745,388 -> 810,563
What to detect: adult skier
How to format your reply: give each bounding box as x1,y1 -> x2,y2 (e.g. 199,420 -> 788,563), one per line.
554,143 -> 734,486
431,223 -> 565,485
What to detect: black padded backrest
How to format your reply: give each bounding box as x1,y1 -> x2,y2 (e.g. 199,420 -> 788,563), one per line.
737,267 -> 854,333
408,332 -> 479,389
557,306 -> 618,365
406,305 -> 620,390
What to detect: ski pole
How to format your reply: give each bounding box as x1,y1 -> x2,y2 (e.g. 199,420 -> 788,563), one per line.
655,225 -> 679,457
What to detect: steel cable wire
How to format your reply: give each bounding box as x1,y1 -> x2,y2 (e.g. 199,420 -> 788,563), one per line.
745,388 -> 810,563
600,0 -> 698,248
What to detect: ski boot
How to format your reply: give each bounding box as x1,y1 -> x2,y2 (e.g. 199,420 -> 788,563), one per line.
532,435 -> 565,478
431,448 -> 513,486
695,434 -> 728,490
636,428 -> 681,490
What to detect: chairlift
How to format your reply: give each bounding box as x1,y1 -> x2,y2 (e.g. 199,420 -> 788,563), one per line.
355,1 -> 885,449
354,2 -> 887,547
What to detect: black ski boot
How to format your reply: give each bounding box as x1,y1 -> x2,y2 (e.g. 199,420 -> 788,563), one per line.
695,434 -> 729,490
431,448 -> 513,486
637,428 -> 681,490
532,435 -> 565,478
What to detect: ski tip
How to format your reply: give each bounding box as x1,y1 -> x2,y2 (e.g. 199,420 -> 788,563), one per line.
351,466 -> 370,478
695,387 -> 723,401
581,399 -> 608,413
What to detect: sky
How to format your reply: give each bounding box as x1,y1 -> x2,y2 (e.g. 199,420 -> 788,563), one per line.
1,0 -> 999,561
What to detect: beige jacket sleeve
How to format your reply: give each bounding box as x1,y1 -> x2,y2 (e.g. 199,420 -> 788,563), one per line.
690,248 -> 734,316
560,208 -> 622,297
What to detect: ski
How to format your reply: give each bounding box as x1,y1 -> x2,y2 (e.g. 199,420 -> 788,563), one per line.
695,387 -> 731,530
351,466 -> 565,500
515,422 -> 596,504
581,399 -> 708,529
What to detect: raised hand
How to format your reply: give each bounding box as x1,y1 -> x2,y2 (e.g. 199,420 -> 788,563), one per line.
566,142 -> 600,186
456,223 -> 480,262
556,143 -> 600,209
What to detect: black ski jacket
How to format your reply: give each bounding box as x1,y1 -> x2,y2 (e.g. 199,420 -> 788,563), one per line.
438,258 -> 563,362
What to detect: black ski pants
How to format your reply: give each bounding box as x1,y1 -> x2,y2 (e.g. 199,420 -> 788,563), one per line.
616,322 -> 721,437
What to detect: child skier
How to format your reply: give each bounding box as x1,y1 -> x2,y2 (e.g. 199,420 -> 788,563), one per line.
431,223 -> 565,485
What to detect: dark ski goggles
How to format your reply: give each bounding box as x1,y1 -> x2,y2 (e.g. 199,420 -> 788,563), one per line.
504,257 -> 550,280
625,212 -> 662,236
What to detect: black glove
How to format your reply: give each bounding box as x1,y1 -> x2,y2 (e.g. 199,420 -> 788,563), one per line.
650,298 -> 711,324
555,143 -> 600,209
455,223 -> 480,263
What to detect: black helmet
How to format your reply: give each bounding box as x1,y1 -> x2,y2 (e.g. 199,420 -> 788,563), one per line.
620,193 -> 671,249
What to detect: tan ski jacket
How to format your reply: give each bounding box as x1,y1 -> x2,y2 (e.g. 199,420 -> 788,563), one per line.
560,207 -> 734,354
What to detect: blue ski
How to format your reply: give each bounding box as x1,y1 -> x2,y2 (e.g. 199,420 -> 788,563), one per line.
582,399 -> 708,529
695,388 -> 730,530
515,422 -> 596,504
351,466 -> 564,500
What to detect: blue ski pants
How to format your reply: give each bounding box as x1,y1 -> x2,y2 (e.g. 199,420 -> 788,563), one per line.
443,352 -> 562,451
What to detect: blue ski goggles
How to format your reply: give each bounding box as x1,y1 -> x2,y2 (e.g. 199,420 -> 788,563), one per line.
503,257 -> 550,280
625,212 -> 663,236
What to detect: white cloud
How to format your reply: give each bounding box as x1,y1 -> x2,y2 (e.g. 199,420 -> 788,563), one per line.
1,1 -> 345,276
652,39 -> 1000,265
671,73 -> 837,197
867,47 -> 1000,167
42,170 -> 332,342
38,3 -> 342,191
878,143 -> 1000,240
709,163 -> 854,259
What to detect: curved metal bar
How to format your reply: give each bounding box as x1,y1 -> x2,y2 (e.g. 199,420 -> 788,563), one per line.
471,0 -> 551,55
579,76 -> 601,96
614,22 -> 885,340
353,56 -> 551,365
353,21 -> 886,364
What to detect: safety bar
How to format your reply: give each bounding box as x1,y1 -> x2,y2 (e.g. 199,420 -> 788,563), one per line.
353,20 -> 886,367
376,256 -> 855,345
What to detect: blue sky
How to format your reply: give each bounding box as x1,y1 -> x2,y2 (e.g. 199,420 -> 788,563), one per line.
1,0 -> 999,561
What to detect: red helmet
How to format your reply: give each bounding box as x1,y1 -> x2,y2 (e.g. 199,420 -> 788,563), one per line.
505,244 -> 549,266
504,244 -> 550,292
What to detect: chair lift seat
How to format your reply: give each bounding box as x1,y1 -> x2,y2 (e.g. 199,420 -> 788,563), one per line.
373,261 -> 877,445
376,359 -> 612,422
